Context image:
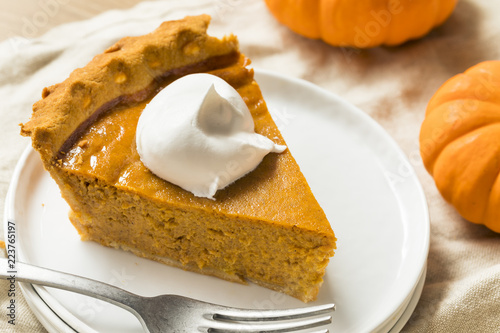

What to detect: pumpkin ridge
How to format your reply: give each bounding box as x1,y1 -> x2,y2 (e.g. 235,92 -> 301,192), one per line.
483,164 -> 500,226
420,99 -> 500,174
399,0 -> 439,45
427,120 -> 500,176
434,123 -> 500,223
426,97 -> 500,117
424,1 -> 442,40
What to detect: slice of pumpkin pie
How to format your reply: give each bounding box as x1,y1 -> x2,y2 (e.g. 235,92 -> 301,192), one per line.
20,15 -> 336,302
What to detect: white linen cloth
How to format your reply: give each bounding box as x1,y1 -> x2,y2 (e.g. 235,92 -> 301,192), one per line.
0,0 -> 499,332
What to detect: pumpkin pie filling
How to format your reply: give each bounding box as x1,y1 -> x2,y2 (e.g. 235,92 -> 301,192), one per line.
21,15 -> 336,302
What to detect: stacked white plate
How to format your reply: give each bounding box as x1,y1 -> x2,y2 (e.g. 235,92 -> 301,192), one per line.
4,70 -> 429,333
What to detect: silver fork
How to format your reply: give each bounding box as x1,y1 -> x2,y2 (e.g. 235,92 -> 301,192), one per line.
0,259 -> 335,332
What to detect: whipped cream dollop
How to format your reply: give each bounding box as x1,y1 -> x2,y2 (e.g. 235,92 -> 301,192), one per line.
136,73 -> 286,199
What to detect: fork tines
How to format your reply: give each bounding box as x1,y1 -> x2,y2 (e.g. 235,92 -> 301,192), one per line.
202,303 -> 335,333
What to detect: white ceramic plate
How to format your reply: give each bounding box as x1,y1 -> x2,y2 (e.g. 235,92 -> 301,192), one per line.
4,69 -> 429,333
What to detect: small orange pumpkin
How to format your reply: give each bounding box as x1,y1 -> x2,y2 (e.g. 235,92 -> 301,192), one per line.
420,61 -> 500,233
264,0 -> 457,48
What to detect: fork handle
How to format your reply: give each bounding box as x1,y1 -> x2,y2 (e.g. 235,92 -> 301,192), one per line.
0,258 -> 141,314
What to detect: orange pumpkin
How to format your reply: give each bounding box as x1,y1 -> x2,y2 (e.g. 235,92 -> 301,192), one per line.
264,0 -> 457,48
420,61 -> 500,233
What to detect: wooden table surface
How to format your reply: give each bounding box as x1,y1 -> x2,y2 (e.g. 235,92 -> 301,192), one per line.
0,0 -> 145,42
